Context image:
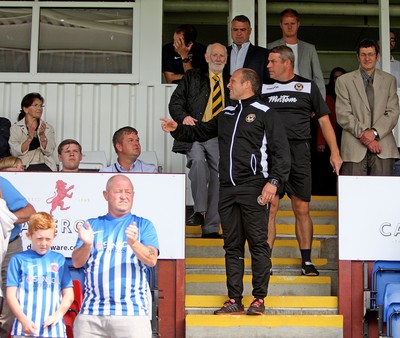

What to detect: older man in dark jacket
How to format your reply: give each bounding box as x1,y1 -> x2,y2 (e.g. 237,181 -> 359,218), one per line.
168,43 -> 229,238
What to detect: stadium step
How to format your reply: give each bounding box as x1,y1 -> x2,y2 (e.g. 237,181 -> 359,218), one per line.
186,295 -> 338,315
186,314 -> 343,338
186,238 -> 322,258
186,274 -> 332,296
184,195 -> 343,337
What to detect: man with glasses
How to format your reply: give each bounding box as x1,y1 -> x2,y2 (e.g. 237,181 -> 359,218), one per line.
336,39 -> 400,176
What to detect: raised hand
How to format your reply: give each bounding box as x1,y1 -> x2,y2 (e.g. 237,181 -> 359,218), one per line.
77,221 -> 94,246
126,222 -> 139,247
160,118 -> 178,132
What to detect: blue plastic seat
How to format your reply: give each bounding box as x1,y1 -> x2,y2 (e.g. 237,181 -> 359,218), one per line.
388,304 -> 400,338
371,261 -> 400,310
384,283 -> 400,323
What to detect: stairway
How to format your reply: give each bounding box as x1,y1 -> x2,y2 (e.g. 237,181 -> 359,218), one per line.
184,196 -> 343,338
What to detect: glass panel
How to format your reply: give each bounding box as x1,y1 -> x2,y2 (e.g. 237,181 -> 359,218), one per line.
38,8 -> 133,73
0,8 -> 31,72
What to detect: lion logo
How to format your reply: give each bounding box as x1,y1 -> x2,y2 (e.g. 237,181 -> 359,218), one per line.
46,180 -> 74,216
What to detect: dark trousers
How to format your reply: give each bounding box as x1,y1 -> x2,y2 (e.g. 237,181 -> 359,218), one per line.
219,183 -> 271,301
0,237 -> 22,338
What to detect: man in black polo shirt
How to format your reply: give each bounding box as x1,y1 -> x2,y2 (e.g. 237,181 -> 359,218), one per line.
261,45 -> 342,276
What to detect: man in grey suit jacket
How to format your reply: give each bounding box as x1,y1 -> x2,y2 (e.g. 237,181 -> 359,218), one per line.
224,15 -> 269,84
267,8 -> 325,98
336,39 -> 400,175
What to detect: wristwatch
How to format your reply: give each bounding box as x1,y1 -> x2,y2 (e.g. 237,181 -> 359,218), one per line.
181,57 -> 190,63
372,128 -> 379,138
268,178 -> 280,189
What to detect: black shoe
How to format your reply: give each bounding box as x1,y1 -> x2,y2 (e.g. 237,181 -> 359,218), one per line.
301,261 -> 320,276
186,212 -> 204,226
247,297 -> 265,315
214,299 -> 245,315
201,232 -> 222,239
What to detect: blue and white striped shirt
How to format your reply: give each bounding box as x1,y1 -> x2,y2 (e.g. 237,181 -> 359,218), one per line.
7,250 -> 73,337
75,213 -> 159,316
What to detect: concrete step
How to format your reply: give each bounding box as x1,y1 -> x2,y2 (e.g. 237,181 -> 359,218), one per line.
186,238 -> 321,258
279,195 -> 338,211
186,274 -> 331,296
183,195 -> 341,337
186,313 -> 343,338
186,295 -> 338,314
276,223 -> 337,236
275,210 -> 337,225
186,257 -> 329,269
186,223 -> 337,237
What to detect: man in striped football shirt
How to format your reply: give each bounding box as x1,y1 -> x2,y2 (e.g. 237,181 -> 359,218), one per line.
72,175 -> 159,338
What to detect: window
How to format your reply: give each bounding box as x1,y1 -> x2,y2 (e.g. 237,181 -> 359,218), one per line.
38,8 -> 133,73
0,8 -> 32,72
0,2 -> 137,83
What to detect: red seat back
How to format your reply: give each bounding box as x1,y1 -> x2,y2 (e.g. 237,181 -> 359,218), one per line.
64,280 -> 83,338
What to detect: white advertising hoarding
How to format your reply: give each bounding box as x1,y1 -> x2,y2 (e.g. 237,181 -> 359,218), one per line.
1,172 -> 186,259
338,175 -> 400,261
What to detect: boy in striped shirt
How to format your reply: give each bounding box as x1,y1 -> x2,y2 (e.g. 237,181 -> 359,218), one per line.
6,212 -> 73,337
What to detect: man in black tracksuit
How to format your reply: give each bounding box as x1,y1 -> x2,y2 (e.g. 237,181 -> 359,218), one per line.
161,68 -> 290,315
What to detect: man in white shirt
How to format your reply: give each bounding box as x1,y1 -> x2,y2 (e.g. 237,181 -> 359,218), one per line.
268,8 -> 326,98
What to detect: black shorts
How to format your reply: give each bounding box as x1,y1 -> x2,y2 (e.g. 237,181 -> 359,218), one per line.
278,140 -> 312,202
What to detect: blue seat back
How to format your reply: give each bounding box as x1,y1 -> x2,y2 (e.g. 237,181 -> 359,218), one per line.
388,305 -> 400,338
371,260 -> 400,309
384,283 -> 400,322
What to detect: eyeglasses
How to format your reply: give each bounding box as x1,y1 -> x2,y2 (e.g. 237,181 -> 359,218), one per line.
359,53 -> 376,58
30,104 -> 45,108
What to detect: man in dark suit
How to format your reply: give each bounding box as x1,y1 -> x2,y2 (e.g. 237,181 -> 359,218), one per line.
224,15 -> 269,84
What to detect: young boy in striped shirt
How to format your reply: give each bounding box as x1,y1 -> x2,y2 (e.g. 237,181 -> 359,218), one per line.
6,212 -> 73,337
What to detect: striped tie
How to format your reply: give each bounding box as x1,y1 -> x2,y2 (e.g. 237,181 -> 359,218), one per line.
212,75 -> 223,117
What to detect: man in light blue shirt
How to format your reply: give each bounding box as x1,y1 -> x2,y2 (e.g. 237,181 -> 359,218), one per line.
223,15 -> 269,84
100,127 -> 157,173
